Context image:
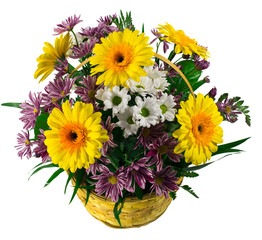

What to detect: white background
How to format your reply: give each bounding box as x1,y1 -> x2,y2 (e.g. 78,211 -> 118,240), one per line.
0,0 -> 261,239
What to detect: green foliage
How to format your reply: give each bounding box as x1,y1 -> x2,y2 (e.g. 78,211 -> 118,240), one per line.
134,183 -> 143,200
113,196 -> 125,228
181,185 -> 199,198
44,168 -> 64,187
34,112 -> 49,138
64,171 -> 75,194
169,191 -> 177,200
28,162 -> 58,180
111,10 -> 135,32
69,169 -> 85,204
1,102 -> 22,109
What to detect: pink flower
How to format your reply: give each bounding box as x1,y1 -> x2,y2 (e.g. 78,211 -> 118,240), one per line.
15,130 -> 32,159
54,14 -> 82,35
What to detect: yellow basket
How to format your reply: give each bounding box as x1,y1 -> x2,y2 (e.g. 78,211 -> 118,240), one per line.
71,176 -> 183,228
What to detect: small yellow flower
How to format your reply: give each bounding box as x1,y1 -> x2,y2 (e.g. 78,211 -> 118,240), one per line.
158,23 -> 210,60
173,93 -> 223,165
89,29 -> 155,88
34,33 -> 72,82
44,101 -> 109,172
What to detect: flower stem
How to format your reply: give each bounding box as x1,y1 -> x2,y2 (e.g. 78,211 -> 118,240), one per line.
70,30 -> 79,46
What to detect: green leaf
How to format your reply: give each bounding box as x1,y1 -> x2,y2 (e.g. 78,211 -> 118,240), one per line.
28,163 -> 58,180
44,168 -> 64,187
181,185 -> 199,198
169,191 -> 177,200
85,189 -> 90,206
113,197 -> 125,228
34,112 -> 49,138
69,169 -> 85,204
134,183 -> 143,200
1,102 -> 22,108
64,171 -> 75,194
213,137 -> 250,156
181,171 -> 199,178
184,161 -> 214,171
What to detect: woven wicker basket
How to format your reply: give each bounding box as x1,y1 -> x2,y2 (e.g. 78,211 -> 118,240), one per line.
71,176 -> 183,228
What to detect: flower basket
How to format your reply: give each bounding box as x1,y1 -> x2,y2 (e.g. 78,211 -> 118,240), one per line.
2,11 -> 251,229
71,174 -> 183,228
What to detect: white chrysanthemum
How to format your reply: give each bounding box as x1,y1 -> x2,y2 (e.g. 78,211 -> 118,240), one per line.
133,96 -> 161,128
127,76 -> 156,96
98,86 -> 131,116
116,106 -> 140,138
153,77 -> 169,92
158,93 -> 177,121
144,66 -> 167,80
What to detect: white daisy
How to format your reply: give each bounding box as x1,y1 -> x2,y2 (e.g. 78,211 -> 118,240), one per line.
127,76 -> 156,96
133,96 -> 161,128
158,93 -> 177,121
116,106 -> 140,138
96,86 -> 130,116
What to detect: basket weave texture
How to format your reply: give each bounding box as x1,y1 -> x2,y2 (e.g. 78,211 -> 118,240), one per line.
71,177 -> 183,228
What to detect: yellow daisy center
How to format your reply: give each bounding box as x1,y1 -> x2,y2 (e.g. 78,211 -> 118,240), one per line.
108,175 -> 118,184
155,176 -> 164,185
158,145 -> 168,155
191,112 -> 215,146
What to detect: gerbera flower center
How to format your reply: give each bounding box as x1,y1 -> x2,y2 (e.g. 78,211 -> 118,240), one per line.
106,43 -> 133,71
155,176 -> 164,185
60,123 -> 87,150
108,175 -> 118,184
192,112 -> 215,146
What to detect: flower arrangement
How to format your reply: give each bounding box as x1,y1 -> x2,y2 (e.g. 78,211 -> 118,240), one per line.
2,11 -> 251,228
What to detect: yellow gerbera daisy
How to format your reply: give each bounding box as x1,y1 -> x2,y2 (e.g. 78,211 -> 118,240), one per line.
158,23 -> 210,60
173,93 -> 223,165
89,29 -> 155,88
34,33 -> 72,83
44,100 -> 109,172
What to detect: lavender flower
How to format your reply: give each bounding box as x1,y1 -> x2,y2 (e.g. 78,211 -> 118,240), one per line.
15,130 -> 32,159
42,76 -> 76,111
125,157 -> 154,193
150,167 -> 179,198
208,87 -> 217,99
147,133 -> 183,171
33,129 -> 51,163
80,23 -> 118,43
101,117 -> 117,156
217,96 -> 242,123
54,14 -> 83,35
151,29 -> 170,53
91,166 -> 126,202
19,92 -> 43,129
70,38 -> 96,59
74,75 -> 103,106
194,55 -> 210,70
97,14 -> 117,25
135,123 -> 166,151
54,58 -> 69,78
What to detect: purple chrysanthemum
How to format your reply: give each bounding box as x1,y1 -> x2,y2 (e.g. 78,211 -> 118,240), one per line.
42,76 -> 76,112
150,167 -> 179,198
208,87 -> 217,99
15,130 -> 32,159
150,28 -> 170,53
86,157 -> 111,175
147,133 -> 183,171
19,92 -> 43,129
194,55 -> 210,70
70,38 -> 96,59
217,96 -> 242,123
125,157 -> 154,193
101,117 -> 117,157
33,129 -> 51,163
97,14 -> 117,25
135,123 -> 166,152
80,23 -> 118,43
91,166 -> 126,202
74,75 -> 102,106
54,14 -> 83,35
54,58 -> 69,78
